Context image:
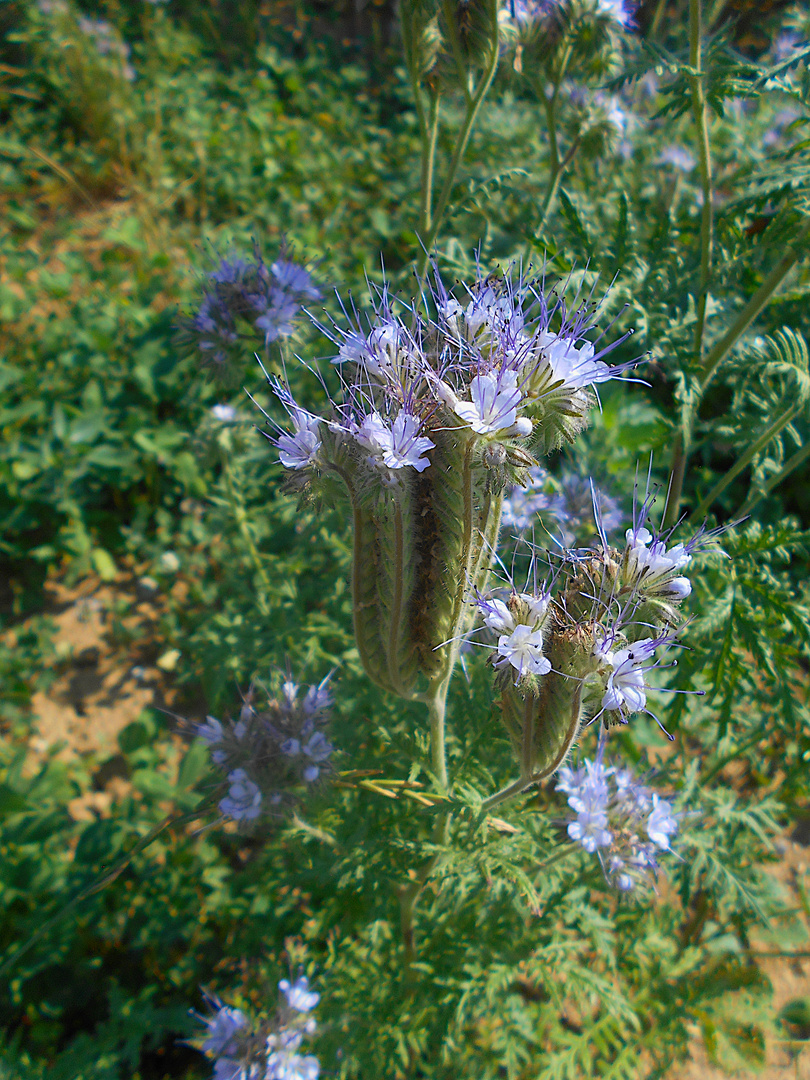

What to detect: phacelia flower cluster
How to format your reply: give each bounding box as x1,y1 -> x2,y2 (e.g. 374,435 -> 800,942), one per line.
268,267 -> 634,698
196,674 -> 335,825
474,488 -> 716,780
196,977 -> 320,1080
502,470 -> 622,545
273,267 -> 632,484
556,750 -> 679,891
182,246 -> 320,368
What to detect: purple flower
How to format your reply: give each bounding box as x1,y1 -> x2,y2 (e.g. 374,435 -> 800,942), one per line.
557,750 -> 681,890
557,751 -> 682,894
219,770 -> 263,821
183,247 -> 320,364
502,467 -> 550,532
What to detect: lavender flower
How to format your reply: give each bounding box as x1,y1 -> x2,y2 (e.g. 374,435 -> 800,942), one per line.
559,758 -> 613,852
219,770 -> 263,821
279,977 -> 319,1013
195,982 -> 320,1080
182,246 -> 320,367
475,587 -> 553,684
272,266 -> 634,488
557,748 -> 681,890
195,672 -> 336,826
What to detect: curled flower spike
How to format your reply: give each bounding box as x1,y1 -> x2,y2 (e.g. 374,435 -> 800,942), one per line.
267,267 -> 634,699
193,671 -> 336,827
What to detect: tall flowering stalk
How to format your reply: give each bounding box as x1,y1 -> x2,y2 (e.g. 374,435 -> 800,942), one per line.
270,268 -> 633,780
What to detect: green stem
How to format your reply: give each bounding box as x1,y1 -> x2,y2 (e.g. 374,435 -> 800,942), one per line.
700,215 -> 810,393
663,428 -> 690,529
534,136 -> 580,241
441,0 -> 474,103
481,775 -> 533,811
737,438 -> 810,517
691,401 -> 802,520
388,497 -> 407,695
420,92 -> 441,236
664,0 -> 712,528
400,673 -> 452,981
690,0 -> 713,363
221,448 -> 272,613
542,88 -> 559,176
426,680 -> 450,790
416,5 -> 500,279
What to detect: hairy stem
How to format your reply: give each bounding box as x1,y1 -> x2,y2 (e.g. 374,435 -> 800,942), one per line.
417,0 -> 500,279
690,0 -> 713,363
400,674 -> 452,981
700,215 -> 810,393
481,775 -> 534,811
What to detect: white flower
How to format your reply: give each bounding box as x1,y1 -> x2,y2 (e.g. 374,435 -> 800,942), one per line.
625,528 -> 692,586
537,332 -> 612,390
599,639 -> 656,715
479,597 -> 515,633
265,1051 -> 319,1080
647,794 -> 679,850
454,371 -> 522,434
279,976 -> 320,1013
355,411 -> 433,471
212,403 -> 238,422
278,411 -> 321,470
519,591 -> 550,624
497,624 -> 551,676
659,576 -> 692,599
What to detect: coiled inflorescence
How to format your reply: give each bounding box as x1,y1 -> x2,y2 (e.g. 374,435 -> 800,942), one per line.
197,674 -> 334,826
473,492 -> 715,782
270,267 -> 634,699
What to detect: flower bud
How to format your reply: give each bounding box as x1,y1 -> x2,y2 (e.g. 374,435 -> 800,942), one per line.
499,623 -> 599,780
